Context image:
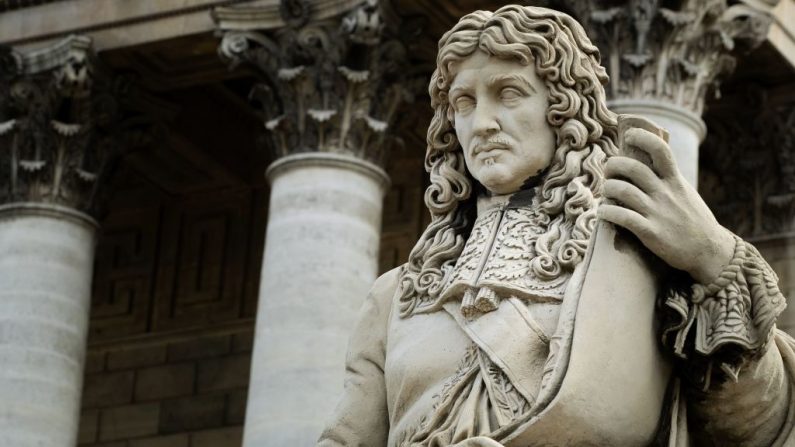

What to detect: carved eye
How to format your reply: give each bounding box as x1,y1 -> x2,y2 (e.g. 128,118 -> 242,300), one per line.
500,87 -> 523,101
453,95 -> 475,113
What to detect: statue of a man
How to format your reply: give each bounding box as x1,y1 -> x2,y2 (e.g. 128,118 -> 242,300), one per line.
318,5 -> 795,446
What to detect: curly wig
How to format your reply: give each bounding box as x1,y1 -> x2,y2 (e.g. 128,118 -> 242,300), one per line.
397,5 -> 619,317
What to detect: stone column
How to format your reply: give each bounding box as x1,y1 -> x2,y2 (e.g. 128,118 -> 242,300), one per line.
0,36 -> 132,446
0,204 -> 96,447
553,0 -> 778,186
214,1 -> 415,444
252,153 -> 388,445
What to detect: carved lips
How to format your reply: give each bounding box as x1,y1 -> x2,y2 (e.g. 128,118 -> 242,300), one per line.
472,138 -> 513,161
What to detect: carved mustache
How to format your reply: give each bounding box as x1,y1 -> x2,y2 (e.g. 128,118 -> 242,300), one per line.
472,137 -> 513,155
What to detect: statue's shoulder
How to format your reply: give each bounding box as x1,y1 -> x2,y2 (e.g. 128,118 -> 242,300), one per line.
369,265 -> 403,303
360,265 -> 405,323
352,266 -> 404,335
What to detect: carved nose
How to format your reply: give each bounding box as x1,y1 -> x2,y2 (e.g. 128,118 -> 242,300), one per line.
472,107 -> 500,136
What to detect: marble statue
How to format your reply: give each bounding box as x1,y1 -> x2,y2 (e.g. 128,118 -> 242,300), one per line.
318,5 -> 795,446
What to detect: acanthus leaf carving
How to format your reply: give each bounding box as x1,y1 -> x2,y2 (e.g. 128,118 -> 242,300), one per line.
0,37 -> 168,215
536,0 -> 777,114
216,0 -> 422,168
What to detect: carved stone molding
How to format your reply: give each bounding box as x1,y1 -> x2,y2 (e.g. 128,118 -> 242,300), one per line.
216,0 -> 423,168
0,35 -> 164,215
535,0 -> 778,115
700,90 -> 795,236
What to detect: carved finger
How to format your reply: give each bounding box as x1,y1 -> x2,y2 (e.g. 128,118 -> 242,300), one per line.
603,179 -> 652,216
625,128 -> 677,179
604,156 -> 661,193
597,203 -> 652,240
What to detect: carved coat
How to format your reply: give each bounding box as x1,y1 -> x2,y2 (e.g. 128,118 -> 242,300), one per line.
317,192 -> 795,447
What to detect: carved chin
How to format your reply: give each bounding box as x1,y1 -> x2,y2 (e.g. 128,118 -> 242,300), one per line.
476,168 -> 521,195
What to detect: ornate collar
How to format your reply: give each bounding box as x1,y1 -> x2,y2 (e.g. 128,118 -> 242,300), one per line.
439,189 -> 569,318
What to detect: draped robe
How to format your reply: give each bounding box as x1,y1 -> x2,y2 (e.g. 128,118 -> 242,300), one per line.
318,191 -> 795,446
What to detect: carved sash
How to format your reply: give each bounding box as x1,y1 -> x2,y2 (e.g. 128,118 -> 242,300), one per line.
442,297 -> 552,407
489,222 -> 673,446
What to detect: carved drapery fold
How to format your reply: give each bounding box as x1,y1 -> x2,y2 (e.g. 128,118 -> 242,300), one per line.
536,0 -> 778,115
0,36 -> 161,215
216,0 -> 421,168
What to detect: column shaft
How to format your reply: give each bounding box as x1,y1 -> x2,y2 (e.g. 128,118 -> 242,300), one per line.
243,153 -> 389,446
0,204 -> 96,447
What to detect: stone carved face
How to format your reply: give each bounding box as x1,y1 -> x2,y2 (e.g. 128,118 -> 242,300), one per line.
449,51 -> 555,195
397,6 -> 618,318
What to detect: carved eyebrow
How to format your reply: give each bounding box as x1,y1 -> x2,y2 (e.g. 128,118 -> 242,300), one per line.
487,74 -> 537,93
449,83 -> 473,98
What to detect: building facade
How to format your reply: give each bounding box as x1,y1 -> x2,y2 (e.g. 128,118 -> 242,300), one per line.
0,0 -> 793,446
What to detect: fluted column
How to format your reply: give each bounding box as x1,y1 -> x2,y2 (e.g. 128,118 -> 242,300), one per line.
552,0 -> 778,186
0,36 -> 132,446
214,1 -> 415,444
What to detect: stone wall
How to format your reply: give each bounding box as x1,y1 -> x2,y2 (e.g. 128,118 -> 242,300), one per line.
76,166 -> 267,447
78,328 -> 253,447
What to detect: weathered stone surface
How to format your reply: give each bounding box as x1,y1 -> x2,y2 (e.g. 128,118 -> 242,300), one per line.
191,427 -> 243,447
99,403 -> 160,441
128,433 -> 189,447
244,153 -> 388,446
83,370 -> 135,408
231,329 -> 254,353
0,205 -> 96,447
107,345 -> 167,371
197,354 -> 250,393
225,389 -> 248,426
167,335 -> 230,362
134,363 -> 196,402
0,34 -> 161,447
159,394 -> 225,434
84,351 -> 107,374
78,409 -> 99,445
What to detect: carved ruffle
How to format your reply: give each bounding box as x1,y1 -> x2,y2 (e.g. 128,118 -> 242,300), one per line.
662,234 -> 786,368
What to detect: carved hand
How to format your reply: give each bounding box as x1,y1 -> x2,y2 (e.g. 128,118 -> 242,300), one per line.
597,127 -> 735,284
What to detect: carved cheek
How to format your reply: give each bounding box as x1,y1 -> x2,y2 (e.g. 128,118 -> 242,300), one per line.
455,117 -> 473,149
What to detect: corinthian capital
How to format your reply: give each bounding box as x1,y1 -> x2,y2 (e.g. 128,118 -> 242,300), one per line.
544,0 -> 778,114
215,0 -> 420,167
0,36 -> 159,215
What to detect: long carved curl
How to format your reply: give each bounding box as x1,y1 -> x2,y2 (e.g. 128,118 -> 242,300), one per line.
397,6 -> 619,317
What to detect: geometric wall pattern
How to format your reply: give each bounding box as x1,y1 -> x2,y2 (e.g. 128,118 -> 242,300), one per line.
90,187 -> 266,341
